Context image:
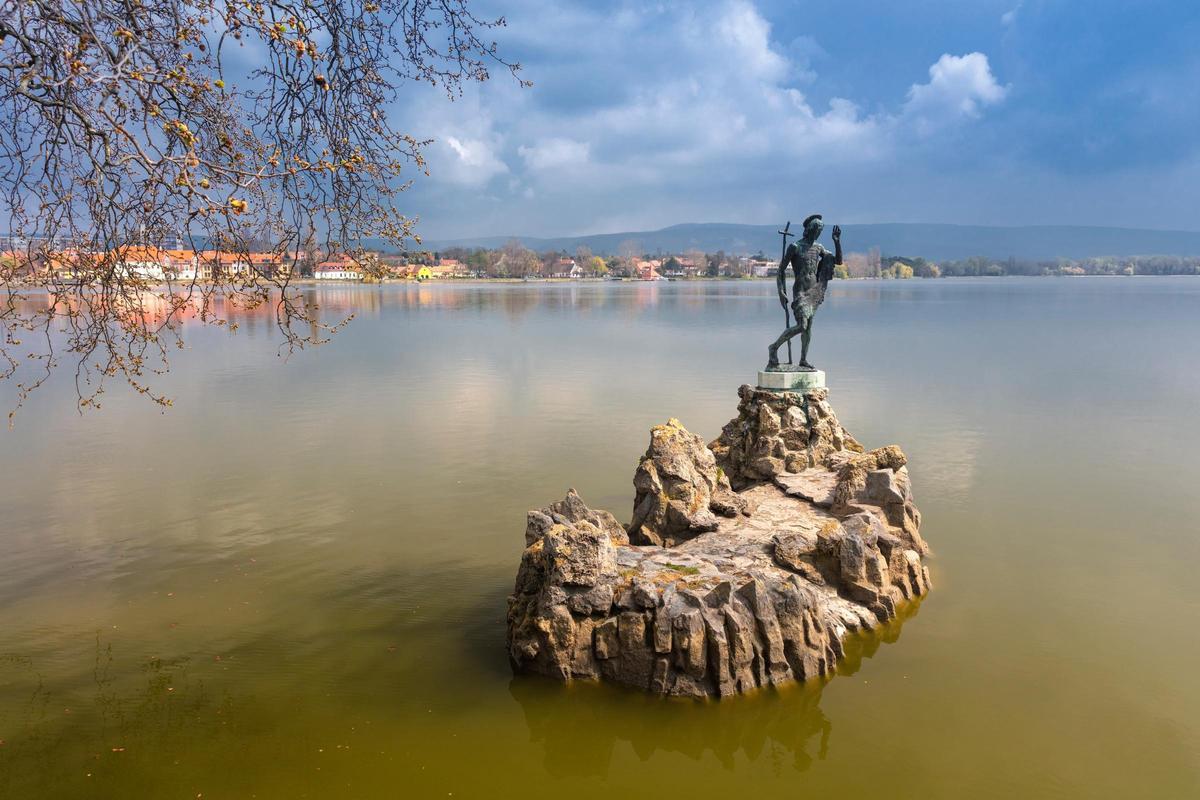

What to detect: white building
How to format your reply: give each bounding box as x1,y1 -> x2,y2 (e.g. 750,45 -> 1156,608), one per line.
314,265 -> 362,280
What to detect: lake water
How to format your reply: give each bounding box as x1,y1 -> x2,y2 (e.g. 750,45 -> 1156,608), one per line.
1,278 -> 1198,798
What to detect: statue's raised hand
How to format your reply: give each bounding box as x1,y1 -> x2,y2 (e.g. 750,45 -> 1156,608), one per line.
832,225 -> 841,243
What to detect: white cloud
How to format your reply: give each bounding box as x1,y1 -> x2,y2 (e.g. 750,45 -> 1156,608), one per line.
903,52 -> 1009,134
518,138 -> 591,171
1001,2 -> 1023,25
784,35 -> 825,84
438,136 -> 509,186
713,0 -> 789,83
402,86 -> 513,187
563,0 -> 894,173
393,1 -> 1013,237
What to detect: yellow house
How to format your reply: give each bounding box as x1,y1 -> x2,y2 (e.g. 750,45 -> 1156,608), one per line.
415,266 -> 433,280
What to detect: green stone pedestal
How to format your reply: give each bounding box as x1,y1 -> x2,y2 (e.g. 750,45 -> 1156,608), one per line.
757,368 -> 826,393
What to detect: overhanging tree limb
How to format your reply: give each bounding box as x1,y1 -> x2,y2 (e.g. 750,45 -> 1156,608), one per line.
1,0 -> 526,420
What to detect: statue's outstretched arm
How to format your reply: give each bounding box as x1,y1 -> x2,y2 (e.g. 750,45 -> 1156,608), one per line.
832,225 -> 843,265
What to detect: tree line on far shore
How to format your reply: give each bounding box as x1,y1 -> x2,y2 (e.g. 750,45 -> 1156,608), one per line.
914,254 -> 1200,277
840,249 -> 1200,278
432,240 -> 779,279
432,241 -> 1200,280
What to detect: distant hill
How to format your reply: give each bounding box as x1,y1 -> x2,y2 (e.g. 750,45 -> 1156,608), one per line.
418,222 -> 1200,261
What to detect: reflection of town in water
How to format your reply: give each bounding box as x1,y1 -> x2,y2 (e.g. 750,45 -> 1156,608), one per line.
11,281 -> 906,341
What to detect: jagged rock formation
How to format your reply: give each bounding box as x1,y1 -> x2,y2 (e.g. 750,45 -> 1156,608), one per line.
628,418 -> 752,547
506,385 -> 932,698
525,487 -> 629,548
709,385 -> 862,485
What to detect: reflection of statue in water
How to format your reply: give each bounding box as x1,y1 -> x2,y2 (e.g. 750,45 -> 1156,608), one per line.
767,214 -> 842,370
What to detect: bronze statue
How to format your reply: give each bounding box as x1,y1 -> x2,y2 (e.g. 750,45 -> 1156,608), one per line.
767,214 -> 842,370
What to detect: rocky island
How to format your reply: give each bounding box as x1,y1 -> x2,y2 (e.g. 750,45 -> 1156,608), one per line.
506,385 -> 932,698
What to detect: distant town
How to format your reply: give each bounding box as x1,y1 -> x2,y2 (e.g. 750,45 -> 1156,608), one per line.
4,234 -> 1200,283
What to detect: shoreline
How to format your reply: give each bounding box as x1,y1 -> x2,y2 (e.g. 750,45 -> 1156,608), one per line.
12,274 -> 1194,292
289,273 -> 1198,285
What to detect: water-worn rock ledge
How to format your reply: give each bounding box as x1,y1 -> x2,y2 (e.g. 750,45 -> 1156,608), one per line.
506,386 -> 932,698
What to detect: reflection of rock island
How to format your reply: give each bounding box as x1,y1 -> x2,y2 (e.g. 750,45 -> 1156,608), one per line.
507,385 -> 932,698
509,601 -> 922,777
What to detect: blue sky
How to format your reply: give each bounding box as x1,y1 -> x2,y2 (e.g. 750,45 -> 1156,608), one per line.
393,0 -> 1200,240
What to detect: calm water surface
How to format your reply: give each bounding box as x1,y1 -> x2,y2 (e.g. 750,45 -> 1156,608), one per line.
1,279 -> 1198,798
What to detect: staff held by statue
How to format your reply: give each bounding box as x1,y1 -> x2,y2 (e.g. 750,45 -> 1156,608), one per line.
777,221 -> 795,364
